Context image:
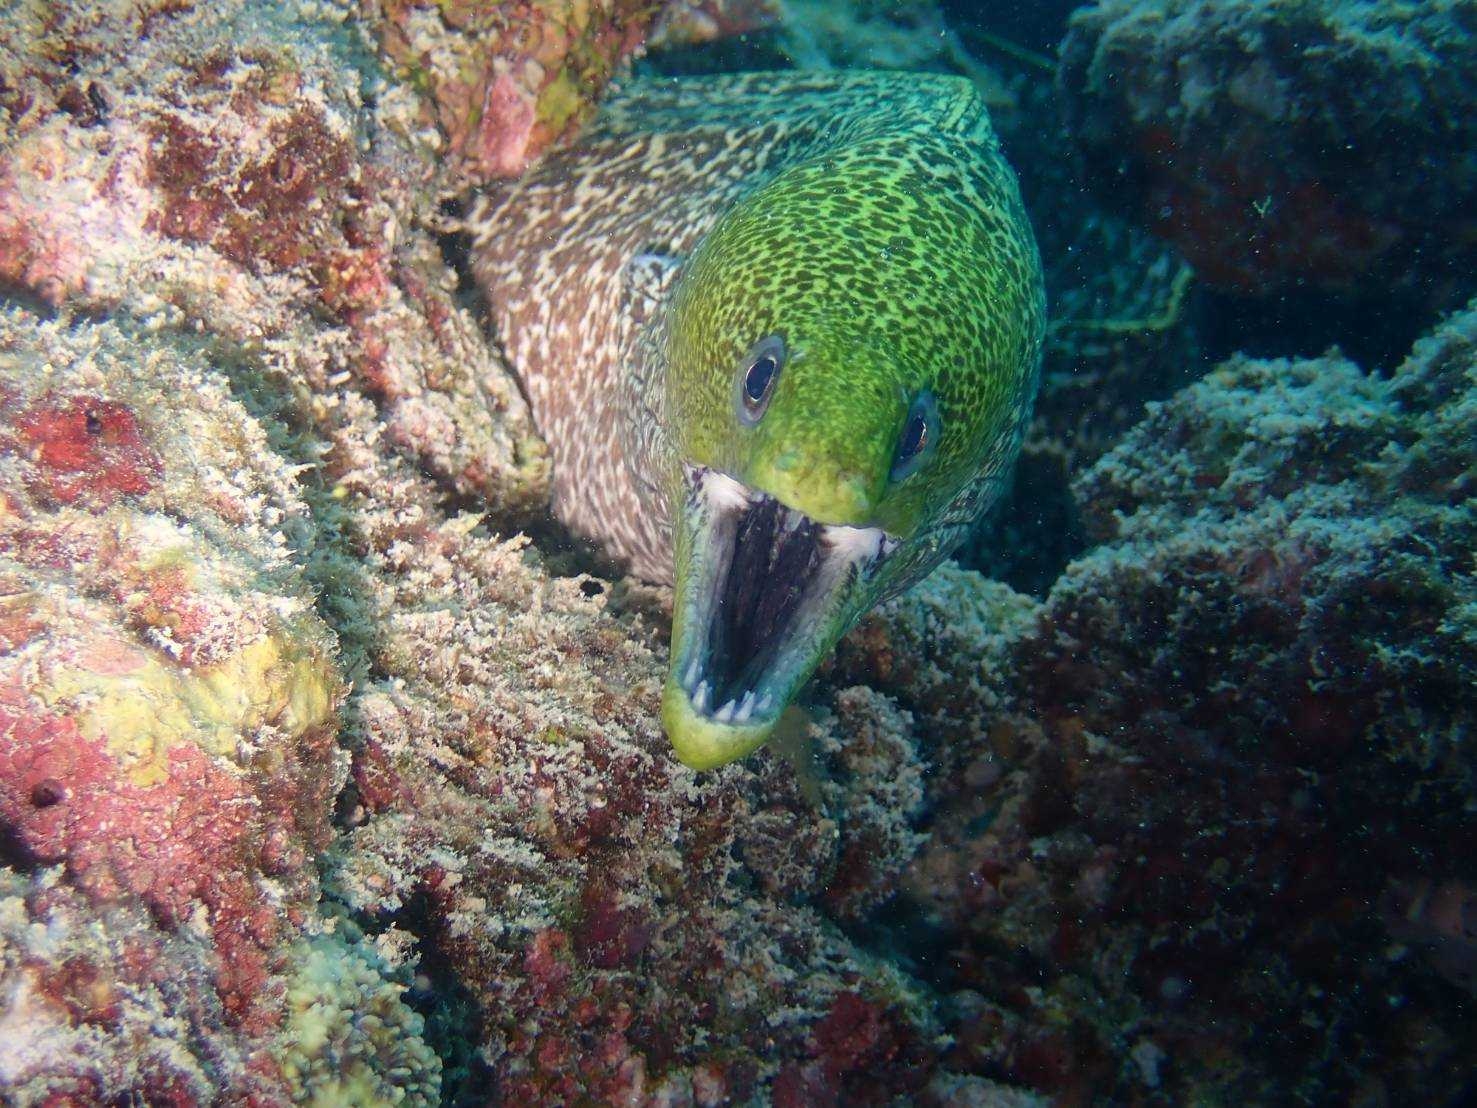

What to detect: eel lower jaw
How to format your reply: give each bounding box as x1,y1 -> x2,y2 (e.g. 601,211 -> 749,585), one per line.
662,464 -> 899,770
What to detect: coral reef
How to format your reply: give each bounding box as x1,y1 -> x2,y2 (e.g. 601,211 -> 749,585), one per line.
0,865 -> 273,1104
0,307 -> 442,1101
960,65 -> 1206,595
649,0 -> 782,53
0,865 -> 439,1106
1,3 -> 959,1102
374,0 -> 661,181
0,0 -> 558,1097
314,374 -> 942,1100
0,310 -> 344,1030
2,0 -> 1474,1104
864,302 -> 1477,1104
1058,0 -> 1477,301
279,932 -> 442,1105
0,0 -> 549,520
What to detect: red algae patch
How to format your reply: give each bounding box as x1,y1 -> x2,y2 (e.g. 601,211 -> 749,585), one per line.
14,396 -> 161,509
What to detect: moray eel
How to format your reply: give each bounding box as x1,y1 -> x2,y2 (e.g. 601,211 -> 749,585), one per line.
471,71 -> 1044,770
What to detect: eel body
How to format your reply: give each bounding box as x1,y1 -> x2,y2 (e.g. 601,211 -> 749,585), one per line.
471,70 -> 1044,768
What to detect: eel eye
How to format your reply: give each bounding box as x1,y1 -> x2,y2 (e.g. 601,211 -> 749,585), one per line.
890,392 -> 938,482
736,335 -> 785,425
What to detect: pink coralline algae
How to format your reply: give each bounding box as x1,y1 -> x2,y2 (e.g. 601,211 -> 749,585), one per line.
374,0 -> 666,180
0,868 -> 285,1105
772,989 -> 938,1108
1,2 -> 952,1101
0,0 -> 549,519
0,706 -> 297,1029
0,309 -> 443,1102
12,397 -> 161,509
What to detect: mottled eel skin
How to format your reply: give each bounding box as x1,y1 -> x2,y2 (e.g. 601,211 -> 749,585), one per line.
471,71 -> 1044,769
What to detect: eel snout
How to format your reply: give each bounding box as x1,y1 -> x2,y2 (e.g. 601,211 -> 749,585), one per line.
662,464 -> 897,769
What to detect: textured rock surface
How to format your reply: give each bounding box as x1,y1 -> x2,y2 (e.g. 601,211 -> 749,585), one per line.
875,303 -> 1477,1104
0,0 -> 549,520
312,373 -> 942,1101
0,308 -> 441,1102
0,865 -> 440,1106
374,0 -> 660,181
0,4 -> 953,1103
0,308 -> 342,1020
1058,0 -> 1477,301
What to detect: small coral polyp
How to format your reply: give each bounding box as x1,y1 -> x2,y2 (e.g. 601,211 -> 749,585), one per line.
279,936 -> 442,1105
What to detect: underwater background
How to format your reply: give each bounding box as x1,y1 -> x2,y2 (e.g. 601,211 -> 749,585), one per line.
0,0 -> 1473,1104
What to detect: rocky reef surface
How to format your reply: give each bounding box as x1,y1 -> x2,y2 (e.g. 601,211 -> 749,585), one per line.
1,0 -> 1475,1106
840,303 -> 1477,1104
1058,0 -> 1477,302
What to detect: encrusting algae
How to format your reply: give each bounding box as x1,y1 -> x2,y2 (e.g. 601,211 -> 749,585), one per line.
0,306 -> 443,1103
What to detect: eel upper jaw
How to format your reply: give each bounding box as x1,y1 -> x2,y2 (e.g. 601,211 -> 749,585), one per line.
662,463 -> 900,770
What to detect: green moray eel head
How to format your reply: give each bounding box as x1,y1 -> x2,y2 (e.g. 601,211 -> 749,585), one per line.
657,129 -> 1044,770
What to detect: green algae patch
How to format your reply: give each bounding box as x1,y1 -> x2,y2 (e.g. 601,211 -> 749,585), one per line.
279,934 -> 443,1107
50,615 -> 341,787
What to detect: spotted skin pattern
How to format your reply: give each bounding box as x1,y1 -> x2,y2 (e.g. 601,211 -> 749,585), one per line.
472,70 -> 1043,581
471,71 -> 1043,763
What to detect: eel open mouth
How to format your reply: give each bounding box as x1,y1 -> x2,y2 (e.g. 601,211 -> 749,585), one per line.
662,464 -> 898,769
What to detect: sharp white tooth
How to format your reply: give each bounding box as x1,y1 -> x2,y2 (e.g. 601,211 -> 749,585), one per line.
736,690 -> 757,722
757,692 -> 774,715
823,523 -> 888,563
684,656 -> 700,690
693,680 -> 710,713
704,471 -> 752,512
715,700 -> 737,724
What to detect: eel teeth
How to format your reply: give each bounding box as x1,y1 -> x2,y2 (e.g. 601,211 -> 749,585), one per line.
703,470 -> 753,512
820,522 -> 894,565
679,463 -> 903,728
